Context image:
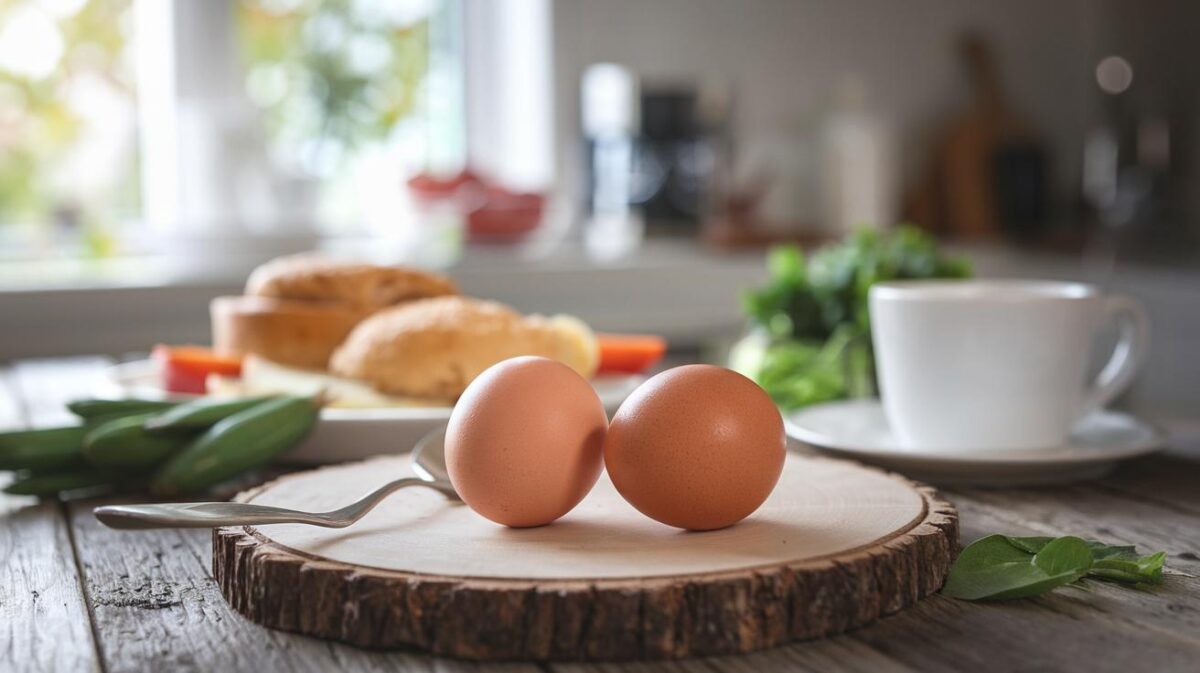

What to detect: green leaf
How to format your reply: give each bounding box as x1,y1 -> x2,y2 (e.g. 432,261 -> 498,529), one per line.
1089,562 -> 1145,584
767,246 -> 805,283
1007,537 -> 1147,564
1012,537 -> 1164,585
1003,536 -> 1054,554
752,339 -> 848,408
946,535 -> 1169,601
1032,536 -> 1093,577
1085,540 -> 1141,561
943,535 -> 1093,601
1137,551 -> 1167,580
1091,551 -> 1166,586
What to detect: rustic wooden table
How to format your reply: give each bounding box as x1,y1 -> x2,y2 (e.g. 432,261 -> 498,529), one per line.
3,357 -> 1198,673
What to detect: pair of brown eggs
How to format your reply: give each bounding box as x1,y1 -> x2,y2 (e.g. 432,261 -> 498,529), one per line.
444,356 -> 787,531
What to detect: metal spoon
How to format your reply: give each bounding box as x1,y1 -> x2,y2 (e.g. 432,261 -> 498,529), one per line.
93,428 -> 458,530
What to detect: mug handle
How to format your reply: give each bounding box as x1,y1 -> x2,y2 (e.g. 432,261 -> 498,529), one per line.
1081,295 -> 1150,416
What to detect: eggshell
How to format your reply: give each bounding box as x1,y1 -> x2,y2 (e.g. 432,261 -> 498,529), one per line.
445,356 -> 608,527
604,364 -> 786,531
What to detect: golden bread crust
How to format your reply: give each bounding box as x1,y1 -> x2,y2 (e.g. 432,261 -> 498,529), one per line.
246,255 -> 458,309
329,297 -> 598,399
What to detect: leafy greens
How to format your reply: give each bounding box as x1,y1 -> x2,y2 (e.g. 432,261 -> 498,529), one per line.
735,227 -> 970,408
943,534 -> 1168,601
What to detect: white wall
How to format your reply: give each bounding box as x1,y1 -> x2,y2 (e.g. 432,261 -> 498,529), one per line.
553,0 -> 1107,224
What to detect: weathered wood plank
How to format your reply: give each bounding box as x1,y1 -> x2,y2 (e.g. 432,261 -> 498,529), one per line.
949,491 -> 1200,640
557,474 -> 1200,673
0,367 -> 102,673
849,587 -> 1197,673
806,472 -> 1200,671
0,502 -> 102,673
838,484 -> 1200,673
9,357 -> 113,427
949,482 -> 1200,631
551,635 -> 915,673
827,484 -> 1199,673
67,497 -> 542,673
949,481 -> 1200,584
6,355 -> 535,672
1096,454 -> 1200,515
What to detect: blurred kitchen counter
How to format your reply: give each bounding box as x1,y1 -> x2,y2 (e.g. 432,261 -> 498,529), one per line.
0,239 -> 769,360
2,237 -> 1196,424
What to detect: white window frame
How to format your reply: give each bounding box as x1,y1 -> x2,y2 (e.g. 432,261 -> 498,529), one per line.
135,0 -> 554,244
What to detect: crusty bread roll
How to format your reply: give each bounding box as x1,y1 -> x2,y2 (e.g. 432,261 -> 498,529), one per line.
330,296 -> 599,400
211,296 -> 373,371
246,254 -> 457,309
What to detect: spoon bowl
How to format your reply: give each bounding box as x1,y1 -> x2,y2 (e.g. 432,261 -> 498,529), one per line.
411,428 -> 453,485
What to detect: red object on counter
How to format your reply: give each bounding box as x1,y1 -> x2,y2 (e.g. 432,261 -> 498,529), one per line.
406,170 -> 479,199
407,169 -> 546,243
153,345 -> 243,395
596,334 -> 669,375
466,191 -> 545,241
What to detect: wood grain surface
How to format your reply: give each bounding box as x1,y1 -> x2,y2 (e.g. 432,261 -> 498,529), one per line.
2,357 -> 1199,673
0,364 -> 101,673
229,454 -> 935,579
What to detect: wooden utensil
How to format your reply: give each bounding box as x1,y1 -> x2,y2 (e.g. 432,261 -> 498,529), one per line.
907,33 -> 1042,237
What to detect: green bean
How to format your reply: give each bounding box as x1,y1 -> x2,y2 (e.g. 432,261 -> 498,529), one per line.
150,396 -> 318,496
67,399 -> 178,420
83,413 -> 188,468
143,396 -> 274,433
0,426 -> 87,471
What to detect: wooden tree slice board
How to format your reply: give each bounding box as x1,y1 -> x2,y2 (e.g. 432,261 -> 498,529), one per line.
214,454 -> 957,661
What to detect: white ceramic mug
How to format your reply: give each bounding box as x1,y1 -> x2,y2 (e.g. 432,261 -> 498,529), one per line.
869,279 -> 1149,451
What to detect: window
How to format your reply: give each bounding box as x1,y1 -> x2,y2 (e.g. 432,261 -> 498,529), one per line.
138,0 -> 457,243
0,0 -> 139,258
2,0 -> 553,264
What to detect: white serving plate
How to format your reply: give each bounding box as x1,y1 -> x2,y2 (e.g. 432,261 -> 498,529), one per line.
785,399 -> 1165,486
97,360 -> 643,464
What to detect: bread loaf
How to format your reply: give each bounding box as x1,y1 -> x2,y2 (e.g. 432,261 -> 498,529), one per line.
211,296 -> 373,370
245,254 -> 457,310
330,297 -> 598,400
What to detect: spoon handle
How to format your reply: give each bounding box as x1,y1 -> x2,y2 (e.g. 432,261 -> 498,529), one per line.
93,501 -> 351,529
93,476 -> 454,530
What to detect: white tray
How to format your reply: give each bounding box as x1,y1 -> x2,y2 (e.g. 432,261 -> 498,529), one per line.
97,360 -> 643,464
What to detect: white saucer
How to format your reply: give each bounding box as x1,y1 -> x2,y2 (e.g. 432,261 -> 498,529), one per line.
784,399 -> 1165,486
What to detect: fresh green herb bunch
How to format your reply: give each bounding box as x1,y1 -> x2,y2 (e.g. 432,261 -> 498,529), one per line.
743,226 -> 971,342
735,227 -> 970,409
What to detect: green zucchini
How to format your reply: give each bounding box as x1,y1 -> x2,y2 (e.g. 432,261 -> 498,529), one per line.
67,399 -> 177,420
4,469 -> 116,497
143,396 -> 274,433
83,413 -> 189,468
0,426 -> 87,471
150,396 -> 318,495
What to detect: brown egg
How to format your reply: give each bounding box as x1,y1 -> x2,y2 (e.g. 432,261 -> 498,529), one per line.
445,356 -> 607,527
604,364 -> 786,531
